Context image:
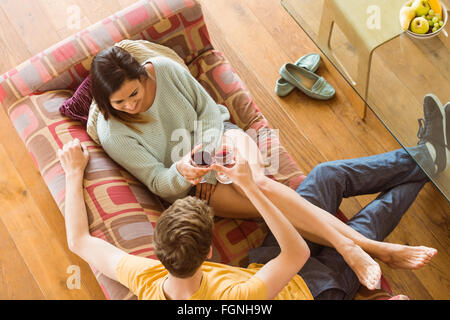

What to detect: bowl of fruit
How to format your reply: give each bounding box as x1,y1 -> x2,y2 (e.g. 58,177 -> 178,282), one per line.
399,0 -> 448,39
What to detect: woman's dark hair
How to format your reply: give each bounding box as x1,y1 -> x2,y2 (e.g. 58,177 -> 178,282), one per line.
90,46 -> 150,132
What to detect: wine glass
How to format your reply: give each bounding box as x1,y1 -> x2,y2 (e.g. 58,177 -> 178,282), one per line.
213,144 -> 235,184
190,149 -> 213,183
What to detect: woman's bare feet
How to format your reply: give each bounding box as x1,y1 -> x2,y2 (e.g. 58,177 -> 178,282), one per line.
339,242 -> 381,290
374,243 -> 437,269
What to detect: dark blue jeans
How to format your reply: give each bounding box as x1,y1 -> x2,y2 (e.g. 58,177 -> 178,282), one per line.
248,147 -> 430,300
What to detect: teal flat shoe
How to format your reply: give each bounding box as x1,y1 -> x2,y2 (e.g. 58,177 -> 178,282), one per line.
279,62 -> 335,100
275,53 -> 321,97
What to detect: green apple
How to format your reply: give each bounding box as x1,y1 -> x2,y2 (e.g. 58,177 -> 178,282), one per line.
412,0 -> 430,16
410,17 -> 430,33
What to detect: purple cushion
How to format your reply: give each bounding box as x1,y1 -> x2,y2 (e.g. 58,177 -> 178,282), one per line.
59,75 -> 92,126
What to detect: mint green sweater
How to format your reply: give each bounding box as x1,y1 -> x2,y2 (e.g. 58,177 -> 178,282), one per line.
97,56 -> 230,203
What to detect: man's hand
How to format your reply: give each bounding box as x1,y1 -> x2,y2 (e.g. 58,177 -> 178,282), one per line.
211,147 -> 254,188
195,183 -> 216,204
176,144 -> 212,185
58,138 -> 89,176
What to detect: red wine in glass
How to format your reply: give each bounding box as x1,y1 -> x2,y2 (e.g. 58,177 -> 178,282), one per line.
191,151 -> 213,167
190,150 -> 213,183
213,146 -> 235,184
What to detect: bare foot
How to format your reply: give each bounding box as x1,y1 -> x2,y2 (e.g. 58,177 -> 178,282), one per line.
340,243 -> 381,290
375,243 -> 437,270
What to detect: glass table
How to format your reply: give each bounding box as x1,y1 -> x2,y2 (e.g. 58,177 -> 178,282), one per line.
281,0 -> 450,201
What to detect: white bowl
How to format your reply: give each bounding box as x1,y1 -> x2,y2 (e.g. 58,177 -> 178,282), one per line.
406,2 -> 448,39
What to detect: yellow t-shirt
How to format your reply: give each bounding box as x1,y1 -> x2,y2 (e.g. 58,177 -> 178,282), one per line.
116,254 -> 313,300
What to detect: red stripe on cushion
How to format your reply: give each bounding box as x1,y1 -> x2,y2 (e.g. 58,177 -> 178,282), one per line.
124,5 -> 150,26
130,247 -> 154,256
153,0 -> 174,18
199,24 -> 211,47
103,18 -> 124,43
51,42 -> 77,62
183,0 -> 196,7
85,179 -> 144,220
9,70 -> 32,96
48,119 -> 77,148
73,63 -> 89,79
91,229 -> 108,242
80,31 -> 100,55
107,185 -> 139,206
67,124 -> 92,142
0,83 -> 6,104
226,222 -> 258,246
67,69 -> 79,91
30,57 -> 52,83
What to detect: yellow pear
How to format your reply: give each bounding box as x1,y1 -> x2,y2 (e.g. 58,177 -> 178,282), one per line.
399,6 -> 417,30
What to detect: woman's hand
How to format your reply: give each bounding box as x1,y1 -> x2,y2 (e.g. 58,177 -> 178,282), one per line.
195,183 -> 216,204
176,144 -> 212,185
58,138 -> 90,176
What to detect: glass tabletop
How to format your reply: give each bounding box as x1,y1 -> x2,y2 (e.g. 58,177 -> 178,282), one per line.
282,0 -> 450,201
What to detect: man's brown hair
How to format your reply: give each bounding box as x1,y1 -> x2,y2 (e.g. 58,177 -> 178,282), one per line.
154,196 -> 214,278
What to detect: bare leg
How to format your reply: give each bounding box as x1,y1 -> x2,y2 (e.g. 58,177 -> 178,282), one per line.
209,129 -> 436,285
210,129 -> 380,289
223,130 -> 436,265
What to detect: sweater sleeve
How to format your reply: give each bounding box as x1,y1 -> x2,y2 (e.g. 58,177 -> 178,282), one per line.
165,58 -> 230,149
164,59 -> 231,185
102,133 -> 192,203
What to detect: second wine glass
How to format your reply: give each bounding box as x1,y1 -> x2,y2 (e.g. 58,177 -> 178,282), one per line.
213,144 -> 235,184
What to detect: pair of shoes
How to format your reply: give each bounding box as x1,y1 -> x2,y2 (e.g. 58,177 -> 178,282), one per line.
416,94 -> 450,174
275,53 -> 335,100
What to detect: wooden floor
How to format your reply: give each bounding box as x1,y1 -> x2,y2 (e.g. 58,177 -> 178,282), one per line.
0,0 -> 448,300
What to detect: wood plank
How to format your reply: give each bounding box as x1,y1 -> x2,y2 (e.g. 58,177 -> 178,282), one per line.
75,0 -> 122,25
0,5 -> 32,74
0,108 -> 105,300
0,216 -> 45,299
39,0 -> 91,40
246,0 -> 443,221
40,0 -> 83,31
262,0 -> 403,154
279,0 -> 450,197
0,142 -> 95,299
0,0 -> 61,55
378,265 -> 434,300
118,0 -> 140,8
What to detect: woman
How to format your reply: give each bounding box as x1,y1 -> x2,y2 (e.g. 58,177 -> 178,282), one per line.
89,44 -> 436,290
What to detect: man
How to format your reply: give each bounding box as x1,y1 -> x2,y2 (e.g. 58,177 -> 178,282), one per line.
59,139 -> 312,300
248,94 -> 447,299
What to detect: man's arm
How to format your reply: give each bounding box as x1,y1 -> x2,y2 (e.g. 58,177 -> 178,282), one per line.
212,152 -> 310,300
59,139 -> 127,281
